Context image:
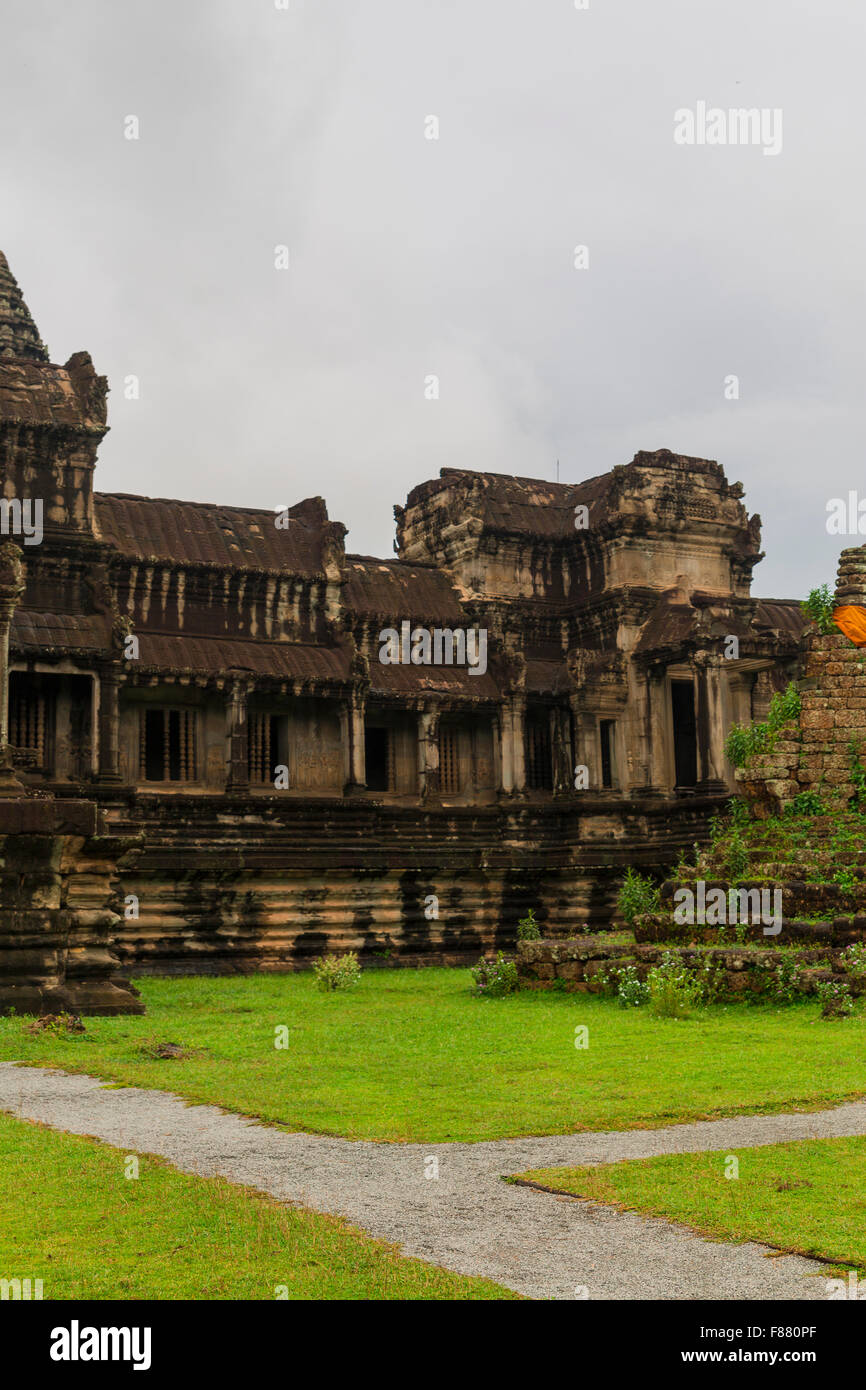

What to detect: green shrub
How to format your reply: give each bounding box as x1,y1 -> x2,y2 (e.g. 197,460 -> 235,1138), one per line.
471,952 -> 519,997
516,908 -> 541,941
312,951 -> 362,992
833,867 -> 858,897
816,979 -> 854,1018
841,942 -> 866,980
646,953 -> 704,1019
725,825 -> 750,882
609,964 -> 649,1008
618,867 -> 660,926
785,790 -> 826,817
756,953 -> 805,1003
725,682 -> 801,769
849,739 -> 866,811
800,584 -> 836,635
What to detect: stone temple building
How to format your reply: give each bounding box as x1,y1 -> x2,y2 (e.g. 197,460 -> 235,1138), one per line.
0,248 -> 807,1004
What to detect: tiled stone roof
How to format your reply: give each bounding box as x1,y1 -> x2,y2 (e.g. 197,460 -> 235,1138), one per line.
94,494 -> 331,573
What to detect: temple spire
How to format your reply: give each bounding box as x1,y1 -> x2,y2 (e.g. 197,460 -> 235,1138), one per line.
0,250 -> 49,363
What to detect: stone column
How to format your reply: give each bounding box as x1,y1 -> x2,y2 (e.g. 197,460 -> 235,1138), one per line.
0,543 -> 25,795
695,654 -> 727,792
551,706 -> 572,795
511,696 -> 527,793
345,692 -> 366,793
498,706 -> 514,793
569,695 -> 599,790
644,669 -> 668,792
97,663 -> 123,784
417,704 -> 440,800
226,676 -> 250,792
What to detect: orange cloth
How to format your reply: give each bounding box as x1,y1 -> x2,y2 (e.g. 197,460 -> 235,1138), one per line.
833,605 -> 866,646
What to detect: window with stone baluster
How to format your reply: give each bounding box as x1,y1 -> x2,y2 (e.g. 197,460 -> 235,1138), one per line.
139,707 -> 198,783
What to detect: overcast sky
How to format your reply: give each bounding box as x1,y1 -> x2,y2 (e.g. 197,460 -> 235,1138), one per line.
2,0 -> 864,598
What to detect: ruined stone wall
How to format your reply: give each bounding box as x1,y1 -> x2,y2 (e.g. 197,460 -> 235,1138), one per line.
737,544 -> 866,814
517,937 -> 866,1001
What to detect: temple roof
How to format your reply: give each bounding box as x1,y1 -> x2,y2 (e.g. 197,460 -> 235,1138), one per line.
343,556 -> 468,621
135,633 -> 350,682
94,494 -> 334,574
403,467 -> 613,539
11,608 -> 112,653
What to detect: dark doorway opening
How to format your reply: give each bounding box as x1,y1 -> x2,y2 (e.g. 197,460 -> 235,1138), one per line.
599,719 -> 616,789
526,711 -> 553,791
671,680 -> 697,788
365,726 -> 390,791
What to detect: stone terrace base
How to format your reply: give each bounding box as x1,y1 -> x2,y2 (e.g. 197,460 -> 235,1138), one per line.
99,790 -> 724,974
0,798 -> 144,1016
516,936 -> 865,1002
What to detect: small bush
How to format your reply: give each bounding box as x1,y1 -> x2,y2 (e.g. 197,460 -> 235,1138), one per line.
615,965 -> 650,1009
312,951 -> 362,992
840,943 -> 866,980
471,952 -> 519,998
785,790 -> 826,817
833,867 -> 858,897
516,908 -> 541,941
618,867 -> 660,926
725,682 -> 801,769
646,953 -> 704,1019
816,979 -> 854,1018
849,739 -> 866,811
24,1012 -> 85,1038
757,953 -> 805,1004
800,584 -> 836,635
725,825 -> 749,881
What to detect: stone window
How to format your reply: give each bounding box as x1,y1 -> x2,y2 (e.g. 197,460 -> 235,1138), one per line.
9,676 -> 52,771
249,712 -> 281,785
438,726 -> 460,793
139,707 -> 197,782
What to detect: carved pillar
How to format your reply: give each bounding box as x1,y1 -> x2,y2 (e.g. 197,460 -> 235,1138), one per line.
644,668 -> 668,792
695,654 -> 727,792
418,704 -> 440,800
226,675 -> 250,792
96,663 -> 123,784
345,692 -> 366,794
498,706 -> 514,793
0,542 -> 25,795
551,706 -> 572,795
569,695 -> 600,790
511,696 -> 527,793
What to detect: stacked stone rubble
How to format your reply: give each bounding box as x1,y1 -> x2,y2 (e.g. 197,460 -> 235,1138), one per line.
737,543 -> 866,815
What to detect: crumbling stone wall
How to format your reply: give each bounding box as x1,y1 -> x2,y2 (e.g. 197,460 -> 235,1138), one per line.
737,544 -> 866,815
516,937 -> 866,1001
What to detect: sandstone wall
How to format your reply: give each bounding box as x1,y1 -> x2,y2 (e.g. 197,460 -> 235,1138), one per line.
103,793 -> 719,973
0,798 -> 143,1015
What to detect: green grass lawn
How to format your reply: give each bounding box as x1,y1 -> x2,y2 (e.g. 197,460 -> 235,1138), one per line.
0,1112 -> 514,1300
514,1136 -> 866,1273
1,969 -> 864,1142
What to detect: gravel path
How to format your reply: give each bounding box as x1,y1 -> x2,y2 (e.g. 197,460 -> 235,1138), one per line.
2,1062 -> 864,1300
